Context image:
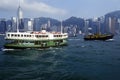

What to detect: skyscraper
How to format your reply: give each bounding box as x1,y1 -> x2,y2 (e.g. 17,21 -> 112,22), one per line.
108,17 -> 116,34
11,17 -> 17,32
23,18 -> 33,32
0,18 -> 6,34
17,2 -> 23,20
17,1 -> 24,32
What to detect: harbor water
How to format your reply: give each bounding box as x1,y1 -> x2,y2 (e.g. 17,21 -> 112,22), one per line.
0,35 -> 120,80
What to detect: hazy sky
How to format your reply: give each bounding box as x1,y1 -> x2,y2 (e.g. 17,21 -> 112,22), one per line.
0,0 -> 120,20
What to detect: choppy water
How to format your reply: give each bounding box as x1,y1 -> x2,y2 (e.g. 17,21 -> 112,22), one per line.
0,35 -> 120,80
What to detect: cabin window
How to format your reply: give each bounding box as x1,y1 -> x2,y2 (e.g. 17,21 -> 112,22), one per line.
35,35 -> 38,38
18,34 -> 20,37
11,34 -> 13,37
7,34 -> 10,37
21,35 -> 23,37
24,35 -> 26,37
15,34 -> 17,37
42,35 -> 44,37
39,35 -> 41,37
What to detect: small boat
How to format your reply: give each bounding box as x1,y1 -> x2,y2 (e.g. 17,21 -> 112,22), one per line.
84,34 -> 114,41
84,20 -> 114,41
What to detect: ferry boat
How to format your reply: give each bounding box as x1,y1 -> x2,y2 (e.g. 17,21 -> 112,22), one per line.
4,30 -> 68,49
4,1 -> 68,49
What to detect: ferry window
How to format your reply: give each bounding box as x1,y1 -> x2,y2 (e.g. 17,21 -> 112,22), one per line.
15,34 -> 17,37
18,34 -> 20,37
42,35 -> 44,37
21,35 -> 23,37
36,35 -> 38,38
11,34 -> 13,37
8,34 -> 10,37
38,35 -> 41,38
24,35 -> 26,37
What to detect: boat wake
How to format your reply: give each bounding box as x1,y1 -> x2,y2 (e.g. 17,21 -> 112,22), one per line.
68,39 -> 82,41
1,48 -> 16,51
105,39 -> 115,42
1,48 -> 23,51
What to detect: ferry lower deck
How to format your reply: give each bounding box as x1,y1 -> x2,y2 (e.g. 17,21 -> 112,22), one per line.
4,39 -> 68,49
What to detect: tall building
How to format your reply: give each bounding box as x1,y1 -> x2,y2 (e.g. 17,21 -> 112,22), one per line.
17,2 -> 24,32
33,18 -> 41,31
0,18 -> 6,34
47,20 -> 50,28
84,20 -> 89,35
108,17 -> 116,34
11,17 -> 17,32
47,20 -> 51,31
23,18 -> 33,32
6,20 -> 12,32
17,3 -> 23,20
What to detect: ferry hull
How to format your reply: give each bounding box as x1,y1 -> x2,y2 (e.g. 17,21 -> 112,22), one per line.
4,39 -> 68,49
84,34 -> 114,41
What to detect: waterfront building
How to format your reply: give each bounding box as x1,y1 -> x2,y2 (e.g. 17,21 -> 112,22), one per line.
23,18 -> 33,32
0,18 -> 6,34
108,17 -> 116,34
11,17 -> 17,32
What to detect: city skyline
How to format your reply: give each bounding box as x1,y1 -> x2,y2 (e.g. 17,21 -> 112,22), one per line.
0,0 -> 120,20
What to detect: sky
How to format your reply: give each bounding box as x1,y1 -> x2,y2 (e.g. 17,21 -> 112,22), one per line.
0,0 -> 120,20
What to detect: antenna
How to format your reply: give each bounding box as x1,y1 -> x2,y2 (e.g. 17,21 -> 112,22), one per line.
19,0 -> 20,7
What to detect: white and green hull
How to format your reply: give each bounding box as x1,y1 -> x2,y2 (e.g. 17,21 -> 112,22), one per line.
4,39 -> 67,49
4,30 -> 68,49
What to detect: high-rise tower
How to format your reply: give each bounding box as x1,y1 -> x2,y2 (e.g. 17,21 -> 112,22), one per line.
18,0 -> 23,20
108,17 -> 115,34
17,0 -> 23,32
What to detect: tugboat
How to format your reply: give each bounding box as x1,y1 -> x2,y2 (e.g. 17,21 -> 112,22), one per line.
84,33 -> 114,41
84,20 -> 114,41
4,1 -> 68,49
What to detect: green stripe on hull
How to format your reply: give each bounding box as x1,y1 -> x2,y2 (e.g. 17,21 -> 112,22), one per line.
4,39 -> 68,49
